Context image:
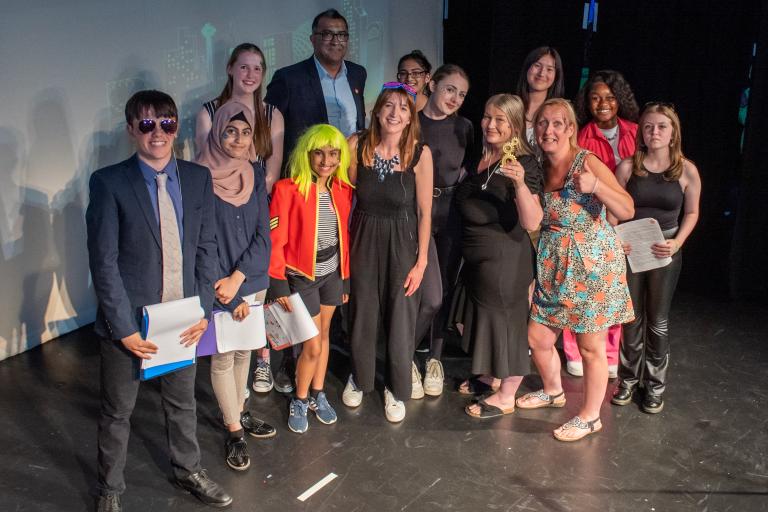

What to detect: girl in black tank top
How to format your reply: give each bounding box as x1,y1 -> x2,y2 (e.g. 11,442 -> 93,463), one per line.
611,103 -> 701,415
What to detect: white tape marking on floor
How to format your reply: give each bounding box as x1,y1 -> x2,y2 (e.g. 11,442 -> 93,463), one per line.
297,472 -> 338,502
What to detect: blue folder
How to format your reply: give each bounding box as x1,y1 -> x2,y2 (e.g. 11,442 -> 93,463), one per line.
139,308 -> 196,380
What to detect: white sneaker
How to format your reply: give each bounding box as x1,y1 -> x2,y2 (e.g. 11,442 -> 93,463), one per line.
566,361 -> 583,377
423,358 -> 444,397
411,362 -> 425,399
608,364 -> 618,380
342,374 -> 363,408
384,388 -> 405,423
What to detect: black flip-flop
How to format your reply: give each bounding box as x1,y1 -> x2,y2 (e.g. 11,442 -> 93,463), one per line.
465,399 -> 514,419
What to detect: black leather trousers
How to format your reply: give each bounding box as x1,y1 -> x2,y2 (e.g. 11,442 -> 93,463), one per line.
618,250 -> 682,396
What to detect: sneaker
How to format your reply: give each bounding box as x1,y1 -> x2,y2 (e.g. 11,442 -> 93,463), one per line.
566,361 -> 583,377
244,387 -> 250,401
384,388 -> 406,423
274,357 -> 295,394
423,358 -> 444,397
309,391 -> 338,424
240,411 -> 277,439
342,374 -> 363,407
225,436 -> 250,471
288,398 -> 309,434
95,494 -> 121,512
411,362 -> 425,400
608,364 -> 618,379
252,360 -> 274,393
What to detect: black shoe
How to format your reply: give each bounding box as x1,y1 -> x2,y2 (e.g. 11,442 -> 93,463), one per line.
95,494 -> 121,512
240,411 -> 277,439
611,386 -> 634,406
274,357 -> 295,394
225,437 -> 250,471
175,469 -> 233,508
642,394 -> 664,414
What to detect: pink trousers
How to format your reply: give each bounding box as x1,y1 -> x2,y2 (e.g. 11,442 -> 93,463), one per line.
563,324 -> 622,366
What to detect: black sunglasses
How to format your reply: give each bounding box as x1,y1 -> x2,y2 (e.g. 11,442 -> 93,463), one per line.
137,118 -> 178,134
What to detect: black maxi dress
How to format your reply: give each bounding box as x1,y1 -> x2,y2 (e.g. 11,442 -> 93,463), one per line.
454,154 -> 543,378
349,142 -> 425,402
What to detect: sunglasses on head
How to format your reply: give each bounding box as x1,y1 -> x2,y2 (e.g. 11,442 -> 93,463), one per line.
137,118 -> 178,134
644,101 -> 675,112
381,82 -> 417,100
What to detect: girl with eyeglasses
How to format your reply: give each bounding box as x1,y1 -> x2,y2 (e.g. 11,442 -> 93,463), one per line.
196,102 -> 276,471
561,70 -> 641,379
195,42 -> 285,396
610,103 -> 701,414
410,64 -> 473,398
396,50 -> 432,112
342,83 -> 433,423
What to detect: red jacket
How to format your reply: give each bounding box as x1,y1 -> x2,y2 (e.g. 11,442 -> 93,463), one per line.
577,118 -> 638,172
268,177 -> 353,297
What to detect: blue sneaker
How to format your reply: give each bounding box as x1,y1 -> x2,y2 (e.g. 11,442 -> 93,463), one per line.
309,391 -> 338,425
288,398 -> 309,434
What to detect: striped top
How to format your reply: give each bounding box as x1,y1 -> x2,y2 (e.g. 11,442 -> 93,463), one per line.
287,191 -> 339,278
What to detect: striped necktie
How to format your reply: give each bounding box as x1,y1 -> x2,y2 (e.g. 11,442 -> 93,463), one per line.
155,172 -> 183,302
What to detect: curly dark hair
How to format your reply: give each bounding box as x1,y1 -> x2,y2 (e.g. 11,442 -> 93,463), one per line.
575,70 -> 639,126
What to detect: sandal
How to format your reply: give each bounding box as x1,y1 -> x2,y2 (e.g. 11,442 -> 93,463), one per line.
465,398 -> 514,419
458,376 -> 499,396
515,389 -> 566,409
553,416 -> 602,442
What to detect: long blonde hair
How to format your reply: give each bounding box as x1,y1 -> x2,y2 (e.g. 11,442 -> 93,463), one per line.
482,94 -> 534,158
360,88 -> 421,169
632,103 -> 685,181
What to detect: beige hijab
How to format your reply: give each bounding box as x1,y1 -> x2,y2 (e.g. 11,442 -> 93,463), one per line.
197,101 -> 255,207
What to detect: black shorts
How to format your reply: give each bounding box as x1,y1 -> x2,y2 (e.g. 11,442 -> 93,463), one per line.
287,270 -> 343,317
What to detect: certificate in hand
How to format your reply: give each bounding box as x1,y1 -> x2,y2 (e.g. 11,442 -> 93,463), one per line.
264,293 -> 319,350
614,218 -> 672,273
140,296 -> 204,379
213,303 -> 267,353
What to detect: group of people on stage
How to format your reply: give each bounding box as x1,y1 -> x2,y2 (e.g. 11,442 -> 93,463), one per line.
85,8 -> 701,512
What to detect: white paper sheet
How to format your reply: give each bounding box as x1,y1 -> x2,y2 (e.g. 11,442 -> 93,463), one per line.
614,218 -> 672,273
264,293 -> 319,349
141,296 -> 203,369
213,303 -> 267,353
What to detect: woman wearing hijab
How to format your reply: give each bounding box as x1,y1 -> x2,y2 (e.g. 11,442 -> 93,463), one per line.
197,101 -> 276,471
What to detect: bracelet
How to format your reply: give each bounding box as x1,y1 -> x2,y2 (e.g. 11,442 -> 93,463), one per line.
590,178 -> 600,194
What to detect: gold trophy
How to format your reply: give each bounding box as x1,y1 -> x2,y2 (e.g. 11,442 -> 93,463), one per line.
500,137 -> 520,167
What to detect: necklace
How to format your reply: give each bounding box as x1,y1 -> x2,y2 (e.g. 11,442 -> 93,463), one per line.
373,152 -> 400,182
600,124 -> 619,142
481,161 -> 502,190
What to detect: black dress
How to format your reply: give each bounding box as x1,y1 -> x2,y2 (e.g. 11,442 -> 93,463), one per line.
349,141 -> 425,402
454,154 -> 543,378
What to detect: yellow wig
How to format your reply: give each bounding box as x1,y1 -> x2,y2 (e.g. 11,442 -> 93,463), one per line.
288,124 -> 353,200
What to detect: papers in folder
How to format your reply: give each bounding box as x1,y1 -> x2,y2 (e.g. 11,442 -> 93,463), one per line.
614,218 -> 672,273
264,293 -> 319,350
212,304 -> 267,353
140,296 -> 204,379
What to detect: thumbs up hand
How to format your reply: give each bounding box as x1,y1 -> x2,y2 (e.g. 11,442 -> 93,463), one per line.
573,165 -> 599,195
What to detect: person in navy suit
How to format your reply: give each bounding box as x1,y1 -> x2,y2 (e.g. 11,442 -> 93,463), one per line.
265,8 -> 367,172
86,90 -> 231,512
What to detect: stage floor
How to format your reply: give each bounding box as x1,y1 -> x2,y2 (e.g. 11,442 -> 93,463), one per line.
1,292 -> 766,512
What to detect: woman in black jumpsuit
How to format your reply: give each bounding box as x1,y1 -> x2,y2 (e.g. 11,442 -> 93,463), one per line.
342,83 -> 434,423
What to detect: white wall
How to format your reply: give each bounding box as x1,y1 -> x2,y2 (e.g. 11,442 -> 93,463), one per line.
0,0 -> 443,360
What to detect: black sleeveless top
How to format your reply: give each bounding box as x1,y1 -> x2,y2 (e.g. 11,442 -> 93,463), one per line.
625,167 -> 684,230
355,136 -> 424,219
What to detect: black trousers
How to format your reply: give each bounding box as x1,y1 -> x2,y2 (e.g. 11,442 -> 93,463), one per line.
96,338 -> 201,495
618,250 -> 682,396
349,211 -> 421,402
414,192 -> 463,360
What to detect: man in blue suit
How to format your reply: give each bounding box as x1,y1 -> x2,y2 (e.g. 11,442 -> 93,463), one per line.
86,90 -> 231,511
266,8 -> 367,172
